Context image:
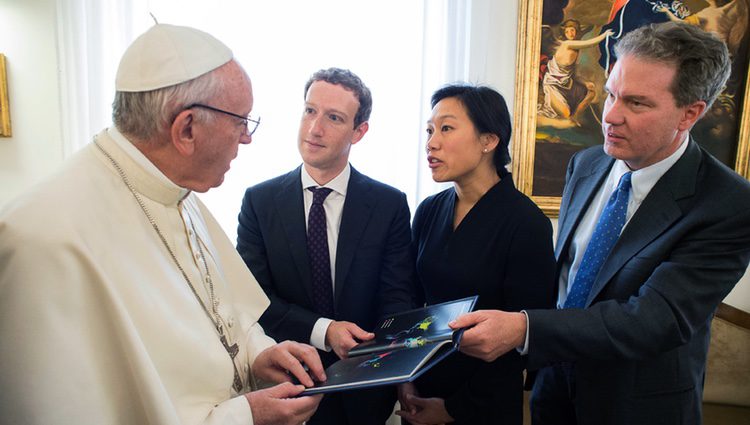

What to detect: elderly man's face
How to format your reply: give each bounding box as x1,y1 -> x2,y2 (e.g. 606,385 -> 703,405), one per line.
191,61 -> 253,192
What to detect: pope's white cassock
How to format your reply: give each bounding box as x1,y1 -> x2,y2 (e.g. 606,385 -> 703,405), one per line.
0,127 -> 276,424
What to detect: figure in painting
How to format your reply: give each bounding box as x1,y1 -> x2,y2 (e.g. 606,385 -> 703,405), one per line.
597,0 -> 748,167
538,19 -> 613,129
597,0 -> 677,71
658,0 -> 749,58
657,0 -> 749,164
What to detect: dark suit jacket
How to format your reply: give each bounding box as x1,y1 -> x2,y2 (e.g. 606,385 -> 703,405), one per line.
527,141 -> 750,425
236,165 -> 415,423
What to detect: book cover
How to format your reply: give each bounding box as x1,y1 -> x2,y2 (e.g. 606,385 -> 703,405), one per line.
300,296 -> 478,395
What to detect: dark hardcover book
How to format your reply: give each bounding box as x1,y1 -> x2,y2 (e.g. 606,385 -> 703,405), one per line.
300,296 -> 478,395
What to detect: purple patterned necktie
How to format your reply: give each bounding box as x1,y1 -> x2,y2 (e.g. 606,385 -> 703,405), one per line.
307,187 -> 335,318
565,172 -> 632,309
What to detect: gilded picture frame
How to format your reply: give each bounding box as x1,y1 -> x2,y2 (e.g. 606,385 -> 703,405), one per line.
511,0 -> 750,217
0,54 -> 11,137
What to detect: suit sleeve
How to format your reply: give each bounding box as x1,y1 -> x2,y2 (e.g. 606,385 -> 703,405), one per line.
376,192 -> 418,317
526,168 -> 750,369
236,188 -> 320,343
445,209 -> 557,422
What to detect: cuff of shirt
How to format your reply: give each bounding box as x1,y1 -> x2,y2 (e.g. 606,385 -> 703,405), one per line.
516,310 -> 530,355
311,317 -> 334,351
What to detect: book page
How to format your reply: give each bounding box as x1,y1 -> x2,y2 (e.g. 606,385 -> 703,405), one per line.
349,296 -> 477,357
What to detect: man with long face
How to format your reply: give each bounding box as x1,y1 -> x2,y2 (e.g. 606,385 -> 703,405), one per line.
450,22 -> 750,424
237,68 -> 415,424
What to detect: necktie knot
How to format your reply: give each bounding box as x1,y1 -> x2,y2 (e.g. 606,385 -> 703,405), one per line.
309,187 -> 332,206
604,172 -> 632,210
617,172 -> 632,192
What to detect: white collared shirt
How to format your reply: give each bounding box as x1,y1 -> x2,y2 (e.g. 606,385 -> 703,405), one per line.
301,164 -> 351,350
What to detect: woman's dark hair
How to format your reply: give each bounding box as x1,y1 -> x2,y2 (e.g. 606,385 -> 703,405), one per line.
431,84 -> 512,177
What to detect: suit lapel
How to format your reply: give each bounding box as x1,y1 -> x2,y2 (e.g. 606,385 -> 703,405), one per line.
586,140 -> 701,305
556,153 -> 614,261
275,167 -> 314,303
334,167 -> 374,306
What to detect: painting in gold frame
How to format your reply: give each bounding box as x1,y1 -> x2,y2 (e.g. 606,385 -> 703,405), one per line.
0,53 -> 11,137
511,0 -> 750,217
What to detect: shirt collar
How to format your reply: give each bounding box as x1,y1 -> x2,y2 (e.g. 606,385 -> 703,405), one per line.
104,126 -> 190,205
610,134 -> 689,206
300,163 -> 351,196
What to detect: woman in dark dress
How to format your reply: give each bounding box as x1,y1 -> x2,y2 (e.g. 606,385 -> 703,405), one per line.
397,84 -> 556,425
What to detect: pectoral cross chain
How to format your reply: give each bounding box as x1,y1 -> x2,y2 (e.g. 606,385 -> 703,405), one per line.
220,334 -> 240,359
220,332 -> 243,393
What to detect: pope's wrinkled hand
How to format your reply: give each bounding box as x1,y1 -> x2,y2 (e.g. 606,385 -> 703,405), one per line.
245,382 -> 323,425
252,340 -> 326,387
449,310 -> 527,362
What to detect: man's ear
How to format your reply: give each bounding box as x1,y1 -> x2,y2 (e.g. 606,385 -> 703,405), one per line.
171,109 -> 197,156
678,100 -> 707,131
350,121 -> 369,146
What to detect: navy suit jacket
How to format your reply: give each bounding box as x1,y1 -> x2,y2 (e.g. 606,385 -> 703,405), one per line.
527,140 -> 750,424
237,165 -> 415,352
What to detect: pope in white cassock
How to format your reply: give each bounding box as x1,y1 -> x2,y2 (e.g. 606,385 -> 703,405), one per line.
0,24 -> 325,425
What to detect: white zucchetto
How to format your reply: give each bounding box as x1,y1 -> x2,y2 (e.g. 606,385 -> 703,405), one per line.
115,24 -> 233,92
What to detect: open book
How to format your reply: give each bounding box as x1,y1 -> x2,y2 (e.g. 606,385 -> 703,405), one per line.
300,296 -> 478,395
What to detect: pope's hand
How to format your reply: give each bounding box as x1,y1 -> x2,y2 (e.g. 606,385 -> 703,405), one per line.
252,340 -> 326,387
245,382 -> 323,425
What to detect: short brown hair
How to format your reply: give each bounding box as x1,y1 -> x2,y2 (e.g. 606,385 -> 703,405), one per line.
304,68 -> 372,128
614,22 -> 731,110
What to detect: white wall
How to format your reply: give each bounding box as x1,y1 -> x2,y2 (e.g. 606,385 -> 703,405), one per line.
0,0 -> 64,205
0,0 -> 747,311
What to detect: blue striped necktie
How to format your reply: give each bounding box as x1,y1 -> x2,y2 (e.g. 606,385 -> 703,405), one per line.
565,172 -> 632,309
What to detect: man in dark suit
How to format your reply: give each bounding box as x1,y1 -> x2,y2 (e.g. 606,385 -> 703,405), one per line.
237,68 -> 415,424
449,22 -> 750,424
